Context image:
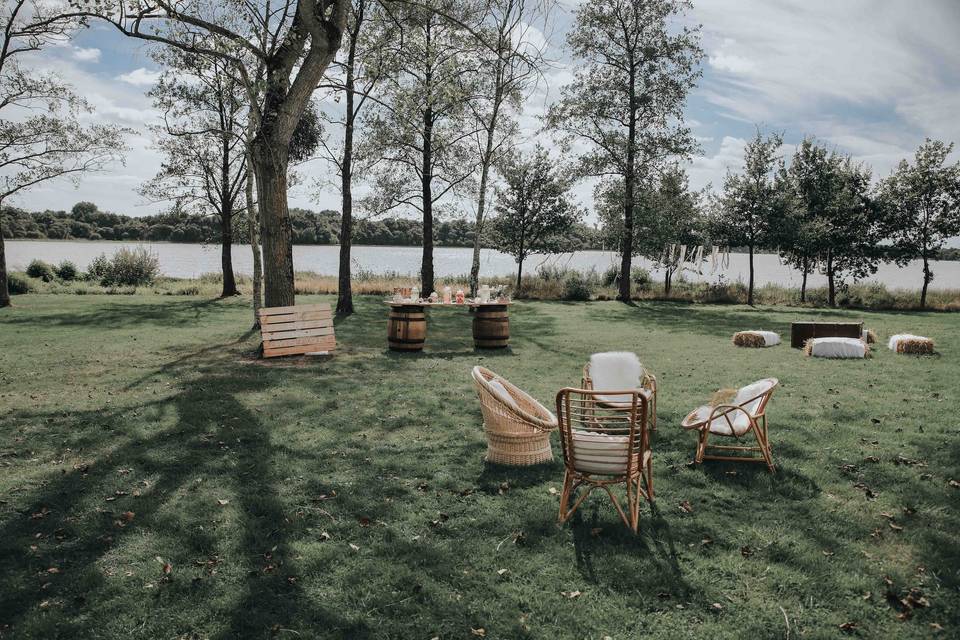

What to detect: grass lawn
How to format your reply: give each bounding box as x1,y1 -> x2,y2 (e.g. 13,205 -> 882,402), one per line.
1,294 -> 958,639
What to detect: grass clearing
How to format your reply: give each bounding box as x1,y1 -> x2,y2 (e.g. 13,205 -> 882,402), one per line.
0,294 -> 958,638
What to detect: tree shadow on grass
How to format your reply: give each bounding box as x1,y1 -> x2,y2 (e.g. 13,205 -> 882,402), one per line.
0,297 -> 233,330
0,339 -> 363,638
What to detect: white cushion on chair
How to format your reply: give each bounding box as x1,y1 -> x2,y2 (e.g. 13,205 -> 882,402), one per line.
734,379 -> 775,417
686,405 -> 752,436
570,430 -> 631,475
486,378 -> 520,413
589,352 -> 646,405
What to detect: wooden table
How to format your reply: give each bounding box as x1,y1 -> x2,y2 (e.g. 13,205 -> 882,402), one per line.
790,321 -> 863,349
386,301 -> 511,351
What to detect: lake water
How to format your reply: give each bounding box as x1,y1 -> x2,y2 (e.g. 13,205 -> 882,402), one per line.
6,239 -> 959,291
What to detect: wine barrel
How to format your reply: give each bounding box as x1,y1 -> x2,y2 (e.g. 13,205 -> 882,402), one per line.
473,305 -> 510,349
388,305 -> 427,351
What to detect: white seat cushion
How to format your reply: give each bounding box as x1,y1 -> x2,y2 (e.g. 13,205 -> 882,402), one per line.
685,404 -> 752,436
570,430 -> 633,475
888,334 -> 930,351
589,352 -> 646,405
808,337 -> 867,358
486,378 -> 520,413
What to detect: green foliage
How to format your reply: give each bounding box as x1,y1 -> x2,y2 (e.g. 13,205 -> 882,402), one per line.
54,260 -> 79,281
492,146 -> 581,284
85,254 -> 111,281
6,271 -> 31,294
562,271 -> 594,300
93,248 -> 160,286
26,259 -> 55,281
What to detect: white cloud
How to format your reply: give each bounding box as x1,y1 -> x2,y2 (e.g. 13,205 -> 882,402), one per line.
117,67 -> 161,87
72,47 -> 101,62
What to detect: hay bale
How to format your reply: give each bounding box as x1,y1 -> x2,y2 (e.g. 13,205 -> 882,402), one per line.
804,337 -> 870,359
862,329 -> 877,344
896,338 -> 934,355
888,334 -> 935,355
733,331 -> 766,348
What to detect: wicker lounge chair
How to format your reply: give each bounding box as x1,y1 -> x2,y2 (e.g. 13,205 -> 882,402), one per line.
582,351 -> 657,430
681,378 -> 779,472
471,366 -> 558,466
555,387 -> 653,533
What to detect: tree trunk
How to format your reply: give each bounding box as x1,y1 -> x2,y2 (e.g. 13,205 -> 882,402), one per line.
516,258 -> 524,290
747,243 -> 755,306
800,257 -> 808,303
920,252 -> 930,309
827,250 -> 836,307
420,107 -> 435,297
337,48 -> 357,315
0,222 -> 9,308
619,69 -> 637,303
251,141 -> 294,308
245,158 -> 262,326
220,211 -> 238,297
469,158 -> 492,297
664,268 -> 672,296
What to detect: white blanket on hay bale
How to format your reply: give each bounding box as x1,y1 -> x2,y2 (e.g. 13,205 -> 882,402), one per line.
734,330 -> 781,347
806,337 -> 868,359
888,334 -> 933,352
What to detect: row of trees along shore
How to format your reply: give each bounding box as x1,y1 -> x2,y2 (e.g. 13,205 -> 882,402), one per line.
0,0 -> 959,312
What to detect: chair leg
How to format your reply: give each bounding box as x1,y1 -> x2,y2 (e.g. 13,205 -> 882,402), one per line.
643,454 -> 655,502
558,470 -> 574,522
630,475 -> 642,532
755,417 -> 775,473
695,429 -> 709,464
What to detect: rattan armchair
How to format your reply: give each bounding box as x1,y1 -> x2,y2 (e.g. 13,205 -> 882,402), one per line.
471,366 -> 558,466
680,378 -> 779,472
555,387 -> 653,533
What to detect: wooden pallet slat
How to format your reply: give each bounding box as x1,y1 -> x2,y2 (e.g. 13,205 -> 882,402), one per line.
257,303 -> 332,317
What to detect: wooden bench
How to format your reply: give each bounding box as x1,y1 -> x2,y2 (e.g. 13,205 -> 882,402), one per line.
258,303 -> 336,358
790,321 -> 862,349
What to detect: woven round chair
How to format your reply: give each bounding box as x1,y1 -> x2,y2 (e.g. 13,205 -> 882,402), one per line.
471,366 -> 558,466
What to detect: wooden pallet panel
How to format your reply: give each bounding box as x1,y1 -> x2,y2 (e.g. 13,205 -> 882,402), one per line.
259,303 -> 336,358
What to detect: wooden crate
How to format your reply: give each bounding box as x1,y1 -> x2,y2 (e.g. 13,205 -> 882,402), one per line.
790,321 -> 862,349
258,303 -> 336,358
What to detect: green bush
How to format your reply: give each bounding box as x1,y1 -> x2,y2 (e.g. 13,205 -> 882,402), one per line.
601,266 -> 619,287
54,260 -> 79,281
631,267 -> 653,290
26,259 -> 55,282
85,254 -> 111,282
94,247 -> 160,286
7,272 -> 31,294
562,272 -> 593,301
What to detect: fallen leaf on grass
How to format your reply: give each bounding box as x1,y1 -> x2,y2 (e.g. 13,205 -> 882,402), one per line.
678,500 -> 694,513
740,546 -> 752,558
930,623 -> 943,632
471,627 -> 486,637
839,622 -> 857,633
46,567 -> 60,574
319,531 -> 331,541
121,511 -> 135,522
496,569 -> 509,577
348,543 -> 359,552
711,603 -> 723,611
358,516 -> 371,527
548,487 -> 559,495
823,550 -> 835,557
162,563 -> 172,575
216,499 -> 230,506
561,590 -> 581,599
889,522 -> 904,532
948,480 -> 960,489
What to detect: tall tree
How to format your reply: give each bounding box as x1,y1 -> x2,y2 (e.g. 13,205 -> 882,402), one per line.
818,153 -> 880,307
490,146 -> 580,288
360,1 -> 481,295
142,51 -> 247,298
316,0 -> 392,315
777,140 -> 831,302
76,0 -> 350,307
0,0 -> 128,308
595,165 -> 703,295
712,131 -> 785,306
880,139 -> 960,308
545,0 -> 702,302
465,0 -> 549,297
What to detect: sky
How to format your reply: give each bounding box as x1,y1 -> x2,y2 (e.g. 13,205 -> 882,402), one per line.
17,0 -> 960,229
